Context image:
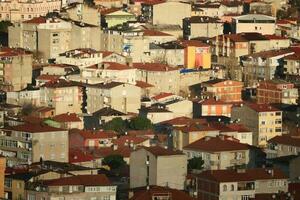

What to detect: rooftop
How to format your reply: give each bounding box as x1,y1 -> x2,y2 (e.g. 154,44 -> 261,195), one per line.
143,146 -> 184,156
183,136 -> 249,152
268,135 -> 300,147
52,113 -> 81,122
44,174 -> 112,186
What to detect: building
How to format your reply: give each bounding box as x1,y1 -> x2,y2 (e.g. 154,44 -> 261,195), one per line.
201,79 -> 243,102
183,135 -> 251,170
0,48 -> 33,92
45,113 -> 84,129
141,1 -> 191,27
9,17 -> 102,60
194,168 -> 288,200
242,49 -> 295,87
257,80 -> 298,105
40,79 -> 83,115
231,103 -> 282,147
129,186 -> 194,200
65,3 -> 101,26
86,82 -> 141,114
130,146 -> 187,190
44,174 -> 117,200
0,0 -> 61,22
283,53 -> 300,75
0,156 -> 5,199
100,8 -> 136,28
197,98 -> 233,117
232,14 -> 276,35
133,63 -> 180,95
55,48 -> 103,69
267,135 -> 300,158
172,123 -> 219,150
183,16 -> 223,39
69,128 -> 117,148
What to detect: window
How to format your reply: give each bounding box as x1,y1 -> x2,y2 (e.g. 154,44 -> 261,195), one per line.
223,184 -> 227,191
231,184 -> 234,191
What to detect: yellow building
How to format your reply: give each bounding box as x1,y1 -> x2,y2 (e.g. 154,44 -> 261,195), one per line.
0,156 -> 5,199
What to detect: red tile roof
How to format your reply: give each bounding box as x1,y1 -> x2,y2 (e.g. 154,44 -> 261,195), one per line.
199,98 -> 232,105
140,0 -> 166,5
127,129 -> 155,137
130,186 -> 194,200
159,117 -> 207,126
52,113 -> 81,122
23,16 -> 46,24
133,63 -> 177,72
91,146 -> 133,158
180,40 -> 210,48
175,123 -> 218,132
264,34 -> 289,40
70,129 -> 117,139
183,136 -> 249,152
0,47 -> 32,57
112,136 -> 149,146
135,81 -> 154,88
143,29 -> 171,36
197,168 -> 287,182
209,122 -> 250,133
9,123 -> 66,133
36,74 -> 60,82
44,174 -> 112,186
268,135 -> 300,147
103,62 -> 133,70
100,7 -> 122,15
143,146 -> 184,156
69,149 -> 95,163
246,103 -> 281,112
151,92 -> 174,100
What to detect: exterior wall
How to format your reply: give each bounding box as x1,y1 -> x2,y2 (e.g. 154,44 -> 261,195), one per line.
148,48 -> 184,66
156,155 -> 187,190
87,84 -> 141,114
32,130 -> 69,163
0,53 -> 33,92
219,181 -> 255,200
146,112 -> 174,124
184,149 -> 250,170
104,12 -> 136,28
0,157 -> 5,199
6,90 -> 41,107
100,32 -> 123,54
40,86 -> 83,115
66,4 -> 100,26
201,103 -> 232,117
166,100 -> 193,118
234,22 -> 276,35
130,148 -> 187,190
284,59 -> 300,75
136,69 -> 180,96
255,179 -> 288,194
70,25 -> 101,51
0,0 -> 61,22
152,2 -> 191,26
185,46 -> 211,69
189,23 -> 223,39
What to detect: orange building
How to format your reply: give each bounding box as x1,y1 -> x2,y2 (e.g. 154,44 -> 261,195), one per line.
198,98 -> 233,117
181,40 -> 211,69
0,156 -> 6,198
201,79 -> 243,102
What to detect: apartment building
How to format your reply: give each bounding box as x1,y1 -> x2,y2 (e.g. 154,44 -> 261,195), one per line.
47,112 -> 84,129
101,26 -> 176,61
133,63 -> 180,95
6,88 -> 41,107
130,146 -> 187,190
283,53 -> 300,75
201,79 -> 243,103
1,123 -> 68,166
9,17 -> 102,60
172,123 -> 219,150
141,1 -> 191,27
194,168 -> 288,200
0,156 -> 5,199
86,82 -> 141,114
100,8 -> 136,28
40,79 -> 83,115
242,49 -> 295,87
231,103 -> 282,147
232,14 -> 276,35
183,16 -> 223,39
0,48 -> 32,92
257,80 -> 298,105
0,0 -> 61,22
65,3 -> 101,26
55,48 -> 103,69
183,136 -> 250,170
197,98 -> 233,117
44,174 -> 117,200
267,135 -> 300,158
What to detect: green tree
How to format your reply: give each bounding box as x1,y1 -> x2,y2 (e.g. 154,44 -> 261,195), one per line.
188,157 -> 204,170
103,117 -> 127,133
102,154 -> 126,170
0,21 -> 12,33
129,116 -> 153,130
